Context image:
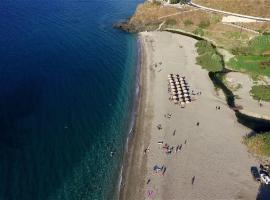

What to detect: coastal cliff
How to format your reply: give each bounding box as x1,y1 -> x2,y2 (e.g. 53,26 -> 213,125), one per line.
114,1 -> 180,32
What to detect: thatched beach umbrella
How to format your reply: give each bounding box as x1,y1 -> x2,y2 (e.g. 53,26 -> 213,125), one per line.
180,101 -> 185,105
180,80 -> 186,84
173,99 -> 178,104
184,94 -> 189,97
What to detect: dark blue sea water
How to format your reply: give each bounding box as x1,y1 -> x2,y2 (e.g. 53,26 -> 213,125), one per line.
0,0 -> 142,199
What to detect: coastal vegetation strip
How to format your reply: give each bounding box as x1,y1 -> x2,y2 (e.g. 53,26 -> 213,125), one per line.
195,40 -> 223,72
227,35 -> 270,77
243,132 -> 270,156
250,85 -> 270,102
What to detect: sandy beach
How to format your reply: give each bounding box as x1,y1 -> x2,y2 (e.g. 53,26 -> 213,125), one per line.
120,31 -> 260,200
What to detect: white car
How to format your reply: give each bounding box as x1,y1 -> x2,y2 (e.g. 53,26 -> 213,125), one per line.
260,171 -> 270,184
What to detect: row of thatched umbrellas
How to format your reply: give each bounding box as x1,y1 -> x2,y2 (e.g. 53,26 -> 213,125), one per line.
168,74 -> 191,105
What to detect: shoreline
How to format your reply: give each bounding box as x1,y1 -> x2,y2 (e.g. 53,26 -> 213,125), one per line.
120,31 -> 260,200
119,33 -> 149,200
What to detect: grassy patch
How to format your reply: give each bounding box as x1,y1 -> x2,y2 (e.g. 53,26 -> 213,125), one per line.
227,55 -> 270,77
250,85 -> 270,102
195,40 -> 223,72
184,19 -> 193,26
243,132 -> 270,156
193,27 -> 204,36
247,35 -> 270,55
198,20 -> 210,29
165,18 -> 177,26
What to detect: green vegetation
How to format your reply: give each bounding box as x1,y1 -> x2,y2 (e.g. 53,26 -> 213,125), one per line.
198,20 -> 210,29
250,85 -> 270,102
152,0 -> 161,5
170,0 -> 188,4
247,35 -> 270,55
165,19 -> 177,26
211,15 -> 221,24
228,35 -> 270,77
184,19 -> 193,26
193,27 -> 204,36
170,0 -> 180,4
227,55 -> 270,76
195,40 -> 223,72
243,132 -> 270,156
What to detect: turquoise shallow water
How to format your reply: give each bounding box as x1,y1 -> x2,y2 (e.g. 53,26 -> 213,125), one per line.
0,0 -> 142,199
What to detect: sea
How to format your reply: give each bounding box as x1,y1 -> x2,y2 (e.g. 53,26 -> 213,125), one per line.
0,0 -> 143,199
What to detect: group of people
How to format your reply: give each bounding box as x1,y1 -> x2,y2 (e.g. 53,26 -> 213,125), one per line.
161,140 -> 186,155
168,74 -> 192,107
153,164 -> 167,176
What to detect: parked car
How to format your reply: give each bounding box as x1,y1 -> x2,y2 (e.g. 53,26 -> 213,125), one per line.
260,170 -> 270,185
251,166 -> 260,182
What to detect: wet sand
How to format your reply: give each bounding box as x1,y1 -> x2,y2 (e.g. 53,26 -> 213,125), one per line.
120,31 -> 259,200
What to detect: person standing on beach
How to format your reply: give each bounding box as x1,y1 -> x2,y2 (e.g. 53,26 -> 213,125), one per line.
191,176 -> 195,185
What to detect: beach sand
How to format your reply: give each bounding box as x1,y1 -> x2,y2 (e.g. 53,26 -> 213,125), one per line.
120,31 -> 259,200
225,72 -> 270,120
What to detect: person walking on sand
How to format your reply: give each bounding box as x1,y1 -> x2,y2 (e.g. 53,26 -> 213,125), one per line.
162,167 -> 167,175
191,176 -> 195,185
196,122 -> 200,126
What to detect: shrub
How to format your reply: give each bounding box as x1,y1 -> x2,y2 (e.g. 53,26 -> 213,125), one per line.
198,20 -> 210,29
170,0 -> 180,4
193,27 -> 204,36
